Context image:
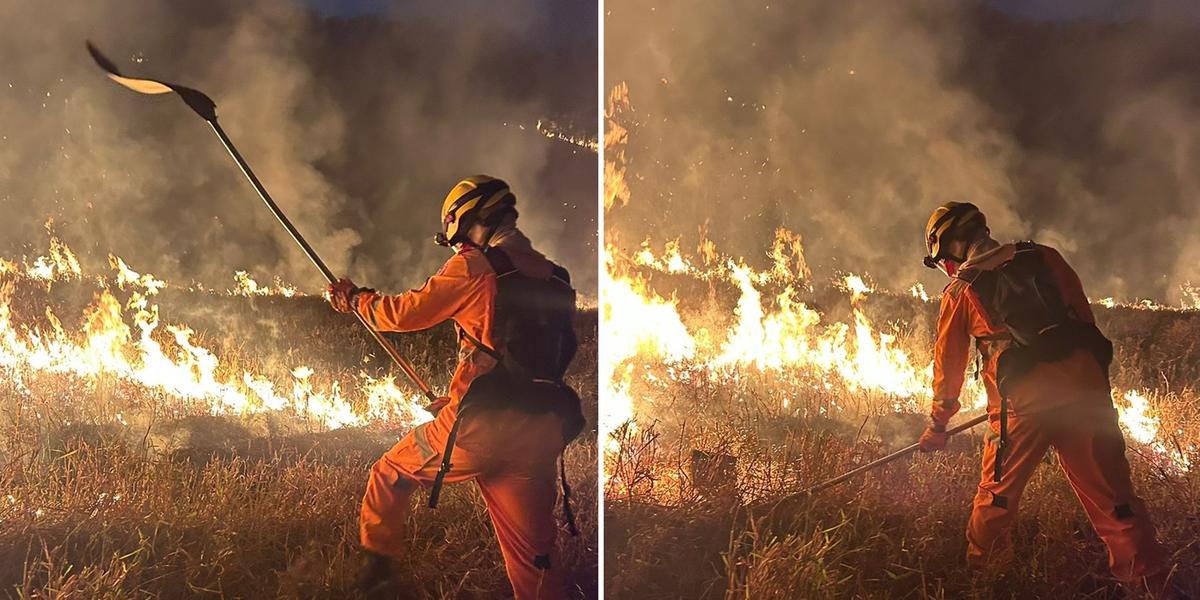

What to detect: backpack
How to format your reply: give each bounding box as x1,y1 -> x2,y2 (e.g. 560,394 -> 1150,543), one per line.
957,242 -> 1113,483
456,246 -> 585,442
483,246 -> 578,383
958,242 -> 1113,398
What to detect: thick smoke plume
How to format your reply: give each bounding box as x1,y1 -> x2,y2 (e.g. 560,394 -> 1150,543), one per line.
606,0 -> 1200,304
1,0 -> 596,294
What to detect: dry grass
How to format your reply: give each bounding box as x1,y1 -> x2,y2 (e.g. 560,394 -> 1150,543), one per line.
604,289 -> 1200,599
0,279 -> 598,599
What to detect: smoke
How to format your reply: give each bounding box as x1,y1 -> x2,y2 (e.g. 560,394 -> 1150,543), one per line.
0,0 -> 596,294
605,0 -> 1200,304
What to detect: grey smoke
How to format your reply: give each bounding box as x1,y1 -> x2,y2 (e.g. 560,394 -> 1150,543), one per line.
606,0 -> 1200,304
0,0 -> 596,294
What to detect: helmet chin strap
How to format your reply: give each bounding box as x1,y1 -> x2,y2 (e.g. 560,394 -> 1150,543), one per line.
938,258 -> 960,277
924,247 -> 966,274
435,225 -> 496,251
434,220 -> 478,248
937,236 -> 998,276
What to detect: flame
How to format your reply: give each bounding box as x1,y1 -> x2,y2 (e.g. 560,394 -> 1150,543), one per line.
1092,289 -> 1199,311
600,250 -> 696,442
27,236 -> 82,283
1,237 -> 429,431
230,270 -> 300,298
633,239 -> 693,274
1117,390 -> 1158,445
1181,283 -> 1200,310
1116,390 -> 1192,471
604,83 -> 633,210
910,283 -> 930,302
110,255 -> 167,295
534,118 -> 599,152
769,228 -> 812,283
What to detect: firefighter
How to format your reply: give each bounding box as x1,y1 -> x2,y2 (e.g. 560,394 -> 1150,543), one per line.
328,176 -> 581,599
917,202 -> 1177,596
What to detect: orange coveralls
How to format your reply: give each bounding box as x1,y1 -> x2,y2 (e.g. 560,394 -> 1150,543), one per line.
352,236 -> 567,600
932,242 -> 1167,580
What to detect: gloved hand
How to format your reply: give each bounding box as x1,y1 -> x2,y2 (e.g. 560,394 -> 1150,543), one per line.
328,278 -> 370,313
918,420 -> 949,452
425,396 -> 451,417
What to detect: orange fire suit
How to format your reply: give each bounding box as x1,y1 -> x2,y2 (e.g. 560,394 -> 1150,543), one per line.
932,241 -> 1167,581
353,226 -> 568,600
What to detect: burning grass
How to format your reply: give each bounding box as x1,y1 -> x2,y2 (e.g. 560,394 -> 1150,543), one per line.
0,240 -> 599,599
601,239 -> 1200,599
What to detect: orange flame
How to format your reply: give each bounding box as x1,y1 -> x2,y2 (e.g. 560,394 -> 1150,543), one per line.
1,237 -> 429,430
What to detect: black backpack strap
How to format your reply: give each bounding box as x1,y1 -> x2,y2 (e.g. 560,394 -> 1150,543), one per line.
551,263 -> 571,285
458,324 -> 503,362
560,455 -> 579,536
994,395 -> 1008,483
481,246 -> 518,277
428,410 -> 466,509
976,333 -> 1011,342
952,265 -> 982,285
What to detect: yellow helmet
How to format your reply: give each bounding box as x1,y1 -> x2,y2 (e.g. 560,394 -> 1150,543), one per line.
923,202 -> 985,269
435,175 -> 516,247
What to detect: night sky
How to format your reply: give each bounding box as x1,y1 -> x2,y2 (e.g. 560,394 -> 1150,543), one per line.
985,0 -> 1200,22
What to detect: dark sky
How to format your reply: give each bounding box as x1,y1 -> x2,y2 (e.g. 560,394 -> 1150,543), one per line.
304,0 -> 389,16
986,0 -> 1200,22
302,0 -> 596,45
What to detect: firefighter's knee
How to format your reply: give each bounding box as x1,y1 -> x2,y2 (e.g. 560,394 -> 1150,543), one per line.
366,458 -> 389,488
364,460 -> 420,513
393,473 -> 419,494
973,487 -> 1015,513
370,459 -> 418,492
368,457 -> 387,479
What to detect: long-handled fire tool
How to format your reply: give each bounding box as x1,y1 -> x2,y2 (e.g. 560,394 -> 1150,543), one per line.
85,42 -> 438,404
786,413 -> 989,500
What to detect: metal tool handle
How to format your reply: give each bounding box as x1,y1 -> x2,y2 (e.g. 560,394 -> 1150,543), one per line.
797,412 -> 990,497
208,120 -> 438,402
